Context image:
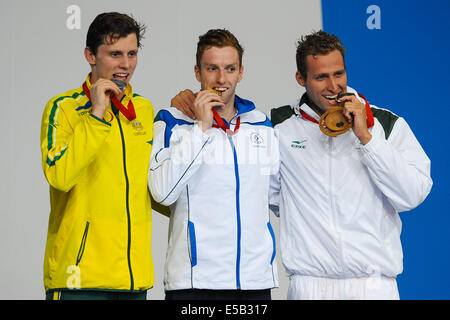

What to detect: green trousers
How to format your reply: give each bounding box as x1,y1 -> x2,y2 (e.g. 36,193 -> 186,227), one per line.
46,290 -> 147,300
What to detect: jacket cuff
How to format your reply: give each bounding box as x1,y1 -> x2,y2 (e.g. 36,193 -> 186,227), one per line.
192,122 -> 211,144
359,133 -> 381,155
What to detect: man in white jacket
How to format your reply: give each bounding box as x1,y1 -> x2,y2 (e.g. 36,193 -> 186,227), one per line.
149,29 -> 279,300
170,30 -> 432,300
269,30 -> 432,299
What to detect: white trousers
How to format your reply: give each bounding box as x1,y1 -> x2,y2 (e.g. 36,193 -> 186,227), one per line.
288,275 -> 400,300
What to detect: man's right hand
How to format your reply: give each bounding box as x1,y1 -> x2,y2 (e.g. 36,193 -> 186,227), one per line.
193,90 -> 225,132
90,79 -> 122,119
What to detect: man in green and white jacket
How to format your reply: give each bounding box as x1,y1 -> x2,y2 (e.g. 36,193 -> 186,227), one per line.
269,31 -> 432,300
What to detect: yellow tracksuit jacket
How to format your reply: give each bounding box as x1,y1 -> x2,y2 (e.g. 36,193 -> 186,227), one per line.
40,75 -> 154,293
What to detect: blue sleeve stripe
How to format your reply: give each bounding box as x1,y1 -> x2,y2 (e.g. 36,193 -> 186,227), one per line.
188,221 -> 197,267
267,222 -> 276,265
155,109 -> 193,147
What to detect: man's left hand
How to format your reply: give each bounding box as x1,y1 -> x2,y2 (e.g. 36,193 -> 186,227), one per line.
338,94 -> 372,145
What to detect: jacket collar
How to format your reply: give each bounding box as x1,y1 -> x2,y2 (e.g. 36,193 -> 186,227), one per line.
294,94 -> 320,122
235,95 -> 255,116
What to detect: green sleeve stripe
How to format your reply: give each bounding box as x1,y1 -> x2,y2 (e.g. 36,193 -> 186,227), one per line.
270,105 -> 295,127
46,90 -> 84,151
371,107 -> 399,139
46,147 -> 67,167
45,90 -> 84,167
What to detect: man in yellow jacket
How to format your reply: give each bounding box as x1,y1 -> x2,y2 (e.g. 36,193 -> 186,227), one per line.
40,12 -> 154,300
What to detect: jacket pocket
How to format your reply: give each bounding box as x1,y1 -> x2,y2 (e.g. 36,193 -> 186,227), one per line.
188,221 -> 197,267
267,222 -> 276,265
75,221 -> 90,266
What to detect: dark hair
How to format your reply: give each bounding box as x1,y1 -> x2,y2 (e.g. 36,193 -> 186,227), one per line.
296,30 -> 346,79
196,29 -> 244,69
86,12 -> 146,55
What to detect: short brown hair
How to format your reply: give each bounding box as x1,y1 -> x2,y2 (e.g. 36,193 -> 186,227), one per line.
296,30 -> 346,79
86,12 -> 146,55
196,29 -> 244,69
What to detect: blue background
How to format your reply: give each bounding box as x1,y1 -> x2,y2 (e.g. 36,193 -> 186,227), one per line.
322,0 -> 450,299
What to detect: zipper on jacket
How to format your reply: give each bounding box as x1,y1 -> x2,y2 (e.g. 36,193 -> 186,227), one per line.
328,137 -> 346,276
227,136 -> 241,289
75,221 -> 90,266
114,105 -> 134,291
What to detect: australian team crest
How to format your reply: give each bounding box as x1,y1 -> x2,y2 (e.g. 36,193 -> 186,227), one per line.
132,120 -> 143,131
131,120 -> 146,135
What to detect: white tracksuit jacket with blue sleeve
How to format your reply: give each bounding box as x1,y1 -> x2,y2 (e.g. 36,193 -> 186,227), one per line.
149,95 -> 279,291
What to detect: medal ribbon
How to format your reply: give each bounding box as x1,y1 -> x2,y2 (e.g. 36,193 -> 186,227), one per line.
357,93 -> 374,128
299,109 -> 319,124
212,109 -> 240,136
82,82 -> 136,121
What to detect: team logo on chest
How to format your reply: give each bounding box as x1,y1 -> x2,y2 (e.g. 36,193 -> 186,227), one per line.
250,132 -> 266,148
131,120 -> 146,135
290,139 -> 307,149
